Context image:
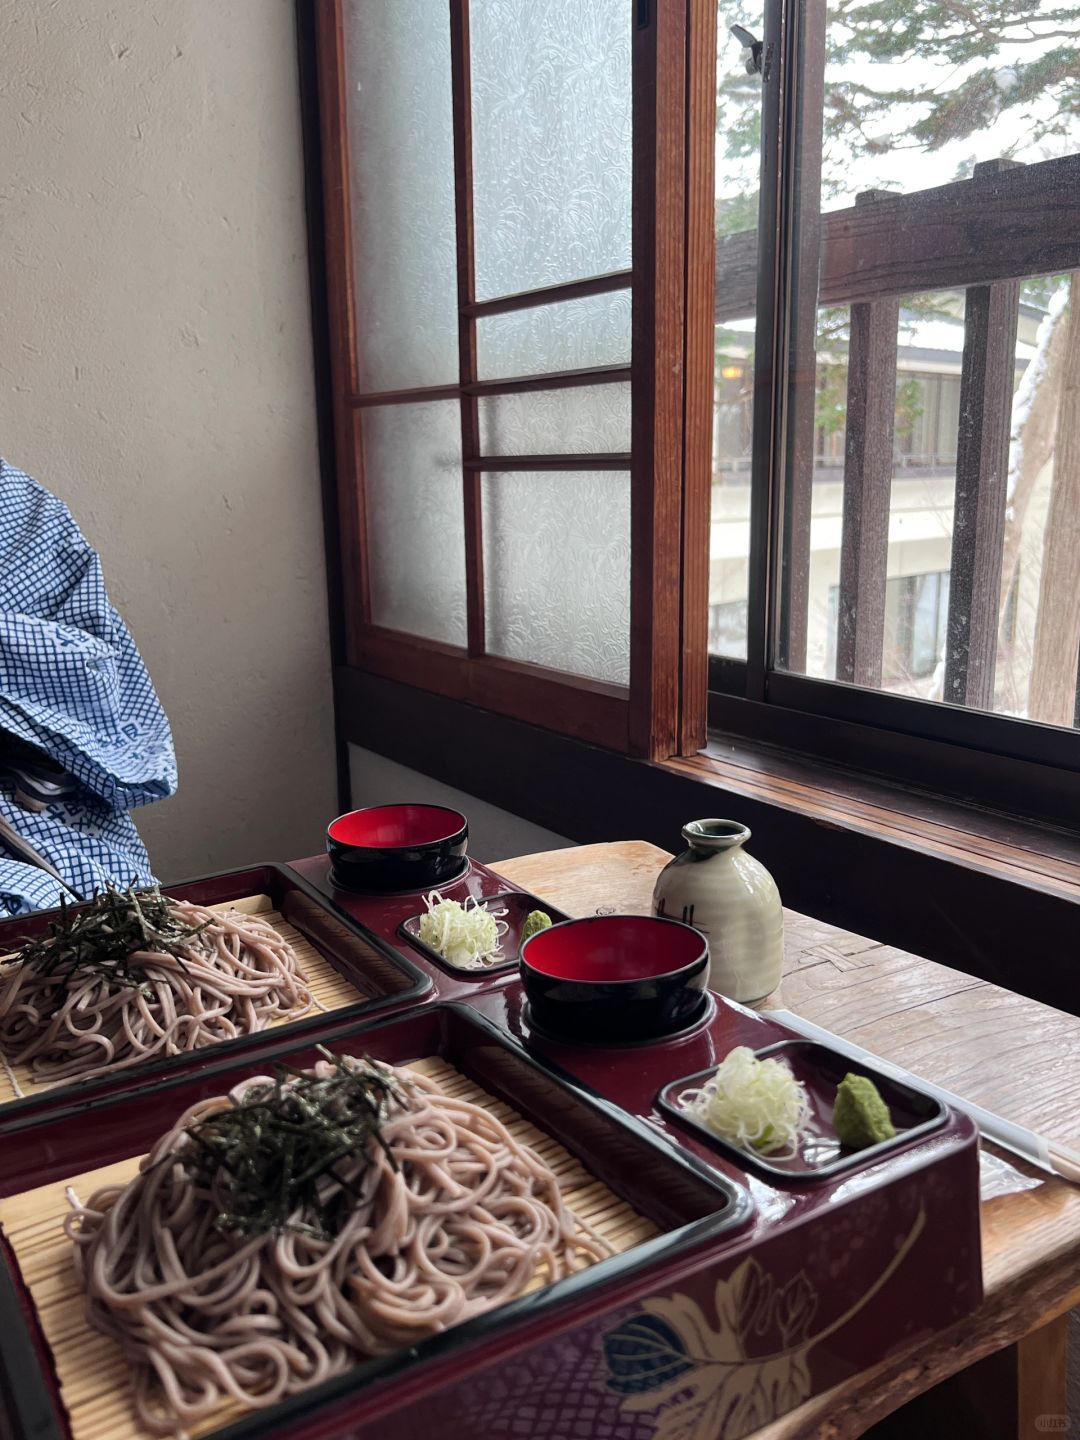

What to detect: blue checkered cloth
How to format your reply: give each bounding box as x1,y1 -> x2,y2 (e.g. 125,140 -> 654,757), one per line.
0,459 -> 177,915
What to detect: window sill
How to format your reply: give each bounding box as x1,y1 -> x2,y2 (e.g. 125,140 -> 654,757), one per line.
340,666 -> 1080,1013
664,733 -> 1080,904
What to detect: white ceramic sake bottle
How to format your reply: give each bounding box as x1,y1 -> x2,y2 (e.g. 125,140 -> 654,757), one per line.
652,819 -> 783,1004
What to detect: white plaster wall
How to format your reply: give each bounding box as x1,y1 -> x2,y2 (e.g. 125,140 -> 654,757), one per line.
349,747 -> 574,864
0,0 -> 336,879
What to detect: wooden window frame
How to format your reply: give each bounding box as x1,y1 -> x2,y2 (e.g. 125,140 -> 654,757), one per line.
311,0 -> 712,761
706,0 -> 1080,826
298,1 -> 1080,1010
308,0 -> 1080,831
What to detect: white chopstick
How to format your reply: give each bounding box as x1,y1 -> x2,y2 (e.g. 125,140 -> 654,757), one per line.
766,1008 -> 1080,1184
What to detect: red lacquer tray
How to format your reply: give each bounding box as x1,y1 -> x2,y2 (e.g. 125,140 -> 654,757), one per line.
457,979 -> 984,1434
0,987 -> 982,1440
0,1003 -> 752,1440
0,863 -> 431,1121
0,854 -> 984,1440
290,853 -> 569,991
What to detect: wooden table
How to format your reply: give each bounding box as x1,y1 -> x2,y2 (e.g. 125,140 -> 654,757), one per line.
494,840 -> 1080,1440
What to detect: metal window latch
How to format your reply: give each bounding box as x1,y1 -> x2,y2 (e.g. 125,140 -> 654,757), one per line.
730,24 -> 764,76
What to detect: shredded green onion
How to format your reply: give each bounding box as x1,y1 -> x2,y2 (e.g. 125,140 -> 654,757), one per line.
418,891 -> 508,970
680,1045 -> 811,1158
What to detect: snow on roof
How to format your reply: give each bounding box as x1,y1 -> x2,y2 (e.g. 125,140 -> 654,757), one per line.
898,314 -> 1036,362
720,311 -> 1038,365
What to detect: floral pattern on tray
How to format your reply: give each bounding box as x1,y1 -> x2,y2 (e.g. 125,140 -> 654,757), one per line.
603,1205 -> 927,1440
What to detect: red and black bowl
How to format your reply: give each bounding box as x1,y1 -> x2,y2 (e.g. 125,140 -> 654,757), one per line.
327,805 -> 469,894
520,914 -> 709,1043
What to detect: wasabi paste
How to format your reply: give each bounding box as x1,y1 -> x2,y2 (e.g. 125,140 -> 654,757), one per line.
833,1073 -> 895,1150
521,909 -> 553,943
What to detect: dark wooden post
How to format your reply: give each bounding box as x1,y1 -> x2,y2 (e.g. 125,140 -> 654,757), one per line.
942,158 -> 1024,711
449,0 -> 485,660
943,276 -> 1020,709
836,232 -> 899,687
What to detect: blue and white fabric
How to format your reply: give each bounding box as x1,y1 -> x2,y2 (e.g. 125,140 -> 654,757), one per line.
0,458 -> 177,915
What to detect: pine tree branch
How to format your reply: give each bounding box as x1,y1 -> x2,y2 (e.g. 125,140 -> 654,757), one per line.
940,0 -> 1005,46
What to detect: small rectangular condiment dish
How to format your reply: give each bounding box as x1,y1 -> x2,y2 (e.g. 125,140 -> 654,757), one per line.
658,1037 -> 948,1182
399,890 -> 568,978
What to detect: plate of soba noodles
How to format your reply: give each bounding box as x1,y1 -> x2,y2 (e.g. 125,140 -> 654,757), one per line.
0,867 -> 429,1105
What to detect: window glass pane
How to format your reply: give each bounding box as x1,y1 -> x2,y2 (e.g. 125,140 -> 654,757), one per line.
800,293 -> 967,684
475,291 -> 631,381
776,1 -> 1080,727
343,0 -> 459,392
482,471 -> 630,684
709,6 -> 762,661
362,402 -> 466,645
709,599 -> 749,656
911,573 -> 949,679
996,274 -> 1076,723
477,384 -> 631,455
471,0 -> 632,300
882,572 -> 951,691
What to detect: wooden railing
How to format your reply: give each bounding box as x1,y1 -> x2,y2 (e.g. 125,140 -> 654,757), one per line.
713,151 -> 1080,719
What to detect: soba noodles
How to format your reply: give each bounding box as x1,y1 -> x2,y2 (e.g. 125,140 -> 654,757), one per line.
0,889 -> 314,1086
66,1055 -> 609,1435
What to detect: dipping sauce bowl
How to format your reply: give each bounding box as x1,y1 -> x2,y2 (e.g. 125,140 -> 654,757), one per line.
327,805 -> 468,894
520,914 -> 709,1043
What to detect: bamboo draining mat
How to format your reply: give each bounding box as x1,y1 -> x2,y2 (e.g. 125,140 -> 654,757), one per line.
0,894 -> 364,1106
0,1055 -> 658,1440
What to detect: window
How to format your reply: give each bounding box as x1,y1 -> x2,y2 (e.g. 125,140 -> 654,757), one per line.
315,0 -> 695,758
315,0 -> 1080,808
826,572 -> 951,691
709,598 -> 749,657
884,574 -> 951,688
709,0 -> 1080,778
